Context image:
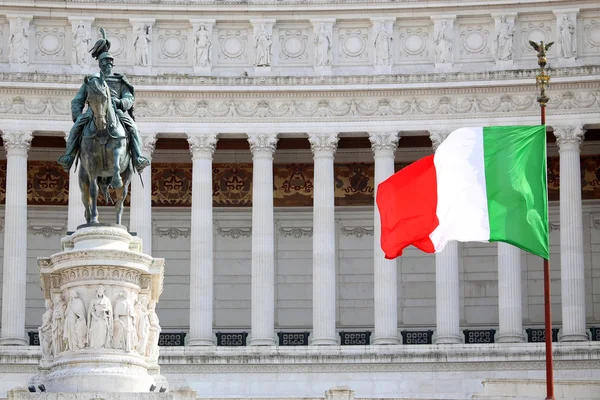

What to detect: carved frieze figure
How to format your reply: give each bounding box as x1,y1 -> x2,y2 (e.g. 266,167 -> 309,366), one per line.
559,15 -> 575,58
63,290 -> 87,351
374,21 -> 392,66
87,285 -> 114,349
146,300 -> 161,357
113,291 -> 136,352
314,23 -> 331,67
135,294 -> 150,355
39,300 -> 53,359
73,22 -> 91,67
51,294 -> 66,356
254,23 -> 272,67
194,25 -> 211,67
434,20 -> 453,64
495,16 -> 515,61
8,17 -> 29,64
134,25 -> 151,67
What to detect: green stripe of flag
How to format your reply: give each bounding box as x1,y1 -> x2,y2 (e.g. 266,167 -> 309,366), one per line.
483,125 -> 549,259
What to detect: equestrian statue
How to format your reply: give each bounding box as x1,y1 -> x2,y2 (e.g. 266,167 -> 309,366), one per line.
58,27 -> 150,226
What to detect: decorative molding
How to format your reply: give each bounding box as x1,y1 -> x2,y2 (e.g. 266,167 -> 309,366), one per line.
339,29 -> 368,60
248,133 -> 278,155
279,30 -> 308,60
154,226 -> 191,239
100,28 -> 128,60
308,132 -> 339,155
549,222 -> 560,232
429,129 -> 451,150
218,30 -> 248,61
187,134 -> 218,155
278,227 -> 313,238
216,227 -> 252,239
141,133 -> 158,157
339,224 -> 374,238
35,26 -> 65,59
28,224 -> 67,238
1,130 -> 33,154
460,25 -> 490,57
521,21 -> 552,55
368,132 -> 399,153
158,29 -> 188,61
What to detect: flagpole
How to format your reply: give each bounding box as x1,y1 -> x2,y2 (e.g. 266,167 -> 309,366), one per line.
530,39 -> 555,400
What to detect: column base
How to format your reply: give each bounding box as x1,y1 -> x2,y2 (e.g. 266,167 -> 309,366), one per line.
249,337 -> 277,346
0,336 -> 28,346
310,337 -> 338,346
558,329 -> 589,342
372,336 -> 400,345
433,333 -> 463,344
495,332 -> 526,344
187,338 -> 215,346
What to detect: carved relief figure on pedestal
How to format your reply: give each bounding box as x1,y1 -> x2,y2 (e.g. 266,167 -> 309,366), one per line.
135,294 -> 150,355
434,20 -> 453,64
113,291 -> 136,352
559,15 -> 575,58
146,300 -> 161,357
73,22 -> 91,67
134,25 -> 151,66
64,290 -> 87,351
314,23 -> 331,67
374,21 -> 392,66
194,25 -> 211,67
51,294 -> 66,356
39,300 -> 54,359
495,16 -> 515,61
254,23 -> 272,67
8,18 -> 29,64
87,285 -> 114,349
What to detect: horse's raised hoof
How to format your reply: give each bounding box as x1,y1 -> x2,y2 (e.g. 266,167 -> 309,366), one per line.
111,176 -> 123,188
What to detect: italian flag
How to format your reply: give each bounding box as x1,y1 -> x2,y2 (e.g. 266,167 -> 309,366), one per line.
376,125 -> 549,260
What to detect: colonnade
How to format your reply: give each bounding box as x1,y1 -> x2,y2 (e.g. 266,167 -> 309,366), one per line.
0,126 -> 590,345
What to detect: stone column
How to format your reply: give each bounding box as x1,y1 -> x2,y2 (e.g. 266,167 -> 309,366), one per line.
129,133 -> 157,255
496,243 -> 526,343
553,9 -> 579,65
6,15 -> 32,69
430,129 -> 463,344
0,130 -> 33,345
248,133 -> 278,346
369,132 -> 400,345
68,16 -> 95,73
310,18 -> 336,75
554,125 -> 588,342
308,132 -> 339,345
187,134 -> 218,346
430,15 -> 456,69
190,19 -> 216,75
65,132 -> 86,231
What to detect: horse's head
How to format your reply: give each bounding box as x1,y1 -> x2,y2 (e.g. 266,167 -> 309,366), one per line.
86,77 -> 110,131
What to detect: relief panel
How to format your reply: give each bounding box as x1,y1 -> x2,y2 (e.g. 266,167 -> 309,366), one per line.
32,20 -> 67,64
456,18 -> 494,63
395,21 -> 432,64
94,22 -> 129,62
154,24 -> 189,66
275,24 -> 310,66
582,15 -> 600,54
335,23 -> 370,65
517,15 -> 555,60
216,25 -> 250,66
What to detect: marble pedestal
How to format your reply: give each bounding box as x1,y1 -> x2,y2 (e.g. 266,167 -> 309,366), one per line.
34,226 -> 166,393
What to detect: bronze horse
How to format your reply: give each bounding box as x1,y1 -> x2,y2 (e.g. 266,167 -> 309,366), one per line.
78,76 -> 132,225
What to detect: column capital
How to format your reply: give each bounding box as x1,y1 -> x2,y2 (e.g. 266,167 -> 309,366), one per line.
248,133 -> 278,157
554,125 -> 584,150
308,132 -> 338,157
141,133 -> 158,158
429,129 -> 452,151
1,131 -> 33,156
369,132 -> 399,154
187,133 -> 218,158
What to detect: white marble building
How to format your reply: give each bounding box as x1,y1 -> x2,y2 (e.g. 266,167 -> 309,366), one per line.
1,0 -> 600,398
